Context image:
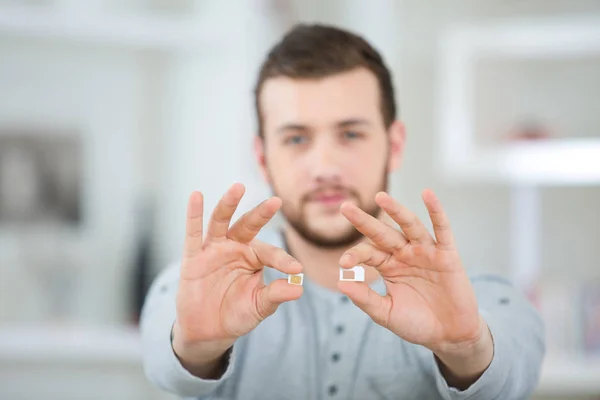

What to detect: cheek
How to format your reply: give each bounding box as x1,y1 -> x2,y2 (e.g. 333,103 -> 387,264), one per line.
343,144 -> 388,189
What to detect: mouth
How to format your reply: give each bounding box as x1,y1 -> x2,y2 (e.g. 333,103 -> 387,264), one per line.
313,194 -> 347,204
307,190 -> 350,207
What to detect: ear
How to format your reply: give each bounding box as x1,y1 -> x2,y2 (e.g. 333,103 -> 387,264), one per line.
387,120 -> 406,172
254,135 -> 271,184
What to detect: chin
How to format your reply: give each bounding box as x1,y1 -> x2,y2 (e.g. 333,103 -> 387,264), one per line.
282,203 -> 366,248
308,218 -> 353,235
305,224 -> 362,247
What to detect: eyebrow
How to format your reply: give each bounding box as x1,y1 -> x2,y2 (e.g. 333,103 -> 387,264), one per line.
276,118 -> 372,134
336,118 -> 372,128
277,123 -> 308,134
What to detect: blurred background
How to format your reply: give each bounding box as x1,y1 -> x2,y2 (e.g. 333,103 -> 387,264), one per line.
0,0 -> 599,399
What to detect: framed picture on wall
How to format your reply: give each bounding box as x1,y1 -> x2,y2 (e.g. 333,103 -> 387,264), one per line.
0,128 -> 81,226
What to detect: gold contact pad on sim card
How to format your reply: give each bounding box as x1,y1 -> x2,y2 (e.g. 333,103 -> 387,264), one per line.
288,273 -> 304,285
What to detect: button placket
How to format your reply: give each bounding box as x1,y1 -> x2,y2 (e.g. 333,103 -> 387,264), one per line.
325,298 -> 353,398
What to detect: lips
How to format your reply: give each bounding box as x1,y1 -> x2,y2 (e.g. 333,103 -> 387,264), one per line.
308,190 -> 349,205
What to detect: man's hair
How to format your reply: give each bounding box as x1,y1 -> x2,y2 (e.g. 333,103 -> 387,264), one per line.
254,23 -> 397,137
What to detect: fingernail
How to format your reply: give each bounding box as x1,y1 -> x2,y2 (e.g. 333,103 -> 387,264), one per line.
340,254 -> 350,265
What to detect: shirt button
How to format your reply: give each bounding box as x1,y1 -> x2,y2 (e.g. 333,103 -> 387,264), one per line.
340,296 -> 350,303
331,352 -> 341,362
335,325 -> 344,334
328,385 -> 338,396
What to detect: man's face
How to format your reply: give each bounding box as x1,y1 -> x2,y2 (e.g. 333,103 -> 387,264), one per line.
256,68 -> 403,248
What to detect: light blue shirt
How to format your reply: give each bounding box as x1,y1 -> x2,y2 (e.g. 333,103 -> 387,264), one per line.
141,230 -> 545,399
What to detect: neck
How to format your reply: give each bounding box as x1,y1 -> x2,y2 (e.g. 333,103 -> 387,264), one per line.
282,226 -> 380,291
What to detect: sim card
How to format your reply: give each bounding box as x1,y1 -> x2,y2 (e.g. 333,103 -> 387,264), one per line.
288,273 -> 304,285
339,266 -> 365,282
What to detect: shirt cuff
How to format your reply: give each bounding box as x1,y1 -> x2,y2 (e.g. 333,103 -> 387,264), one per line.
154,319 -> 238,398
432,311 -> 510,400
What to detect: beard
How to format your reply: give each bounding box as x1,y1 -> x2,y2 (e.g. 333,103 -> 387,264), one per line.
271,172 -> 389,249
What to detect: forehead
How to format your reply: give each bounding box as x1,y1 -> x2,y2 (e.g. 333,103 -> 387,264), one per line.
259,68 -> 382,131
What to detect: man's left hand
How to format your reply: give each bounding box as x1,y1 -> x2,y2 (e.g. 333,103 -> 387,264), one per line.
338,189 -> 493,388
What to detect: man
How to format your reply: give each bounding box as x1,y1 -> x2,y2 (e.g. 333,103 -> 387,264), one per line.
141,24 -> 545,399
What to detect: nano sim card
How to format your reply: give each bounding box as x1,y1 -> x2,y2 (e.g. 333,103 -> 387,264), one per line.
339,266 -> 365,282
288,273 -> 304,285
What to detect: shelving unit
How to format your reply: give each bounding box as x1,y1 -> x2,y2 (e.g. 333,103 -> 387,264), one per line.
436,17 -> 600,188
0,5 -> 233,398
437,18 -> 600,397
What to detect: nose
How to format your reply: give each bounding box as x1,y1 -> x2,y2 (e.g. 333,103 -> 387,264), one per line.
309,138 -> 342,185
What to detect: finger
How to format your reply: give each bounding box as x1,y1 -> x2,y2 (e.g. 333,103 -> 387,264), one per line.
422,189 -> 455,248
206,183 -> 245,242
183,191 -> 203,258
251,240 -> 303,275
339,241 -> 389,270
375,192 -> 433,244
337,281 -> 391,327
227,197 -> 282,243
255,278 -> 303,320
340,202 -> 407,252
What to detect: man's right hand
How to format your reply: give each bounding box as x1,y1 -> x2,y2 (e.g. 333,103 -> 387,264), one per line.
172,183 -> 303,378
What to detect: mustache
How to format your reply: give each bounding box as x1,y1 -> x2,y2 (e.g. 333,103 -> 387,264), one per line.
302,185 -> 359,202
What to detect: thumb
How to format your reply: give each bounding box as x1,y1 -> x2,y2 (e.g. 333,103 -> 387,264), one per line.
255,279 -> 303,320
337,281 -> 391,327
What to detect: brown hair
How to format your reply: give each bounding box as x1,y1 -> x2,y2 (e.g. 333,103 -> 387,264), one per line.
254,23 -> 397,137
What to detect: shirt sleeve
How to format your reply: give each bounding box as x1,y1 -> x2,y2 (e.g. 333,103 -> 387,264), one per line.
139,262 -> 239,398
432,275 -> 546,400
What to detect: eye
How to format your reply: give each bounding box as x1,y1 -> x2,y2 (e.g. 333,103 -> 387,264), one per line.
284,135 -> 307,145
342,131 -> 362,140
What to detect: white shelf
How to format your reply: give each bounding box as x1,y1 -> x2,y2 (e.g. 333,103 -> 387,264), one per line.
440,139 -> 600,185
537,354 -> 600,395
0,4 -> 234,51
0,325 -> 142,364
